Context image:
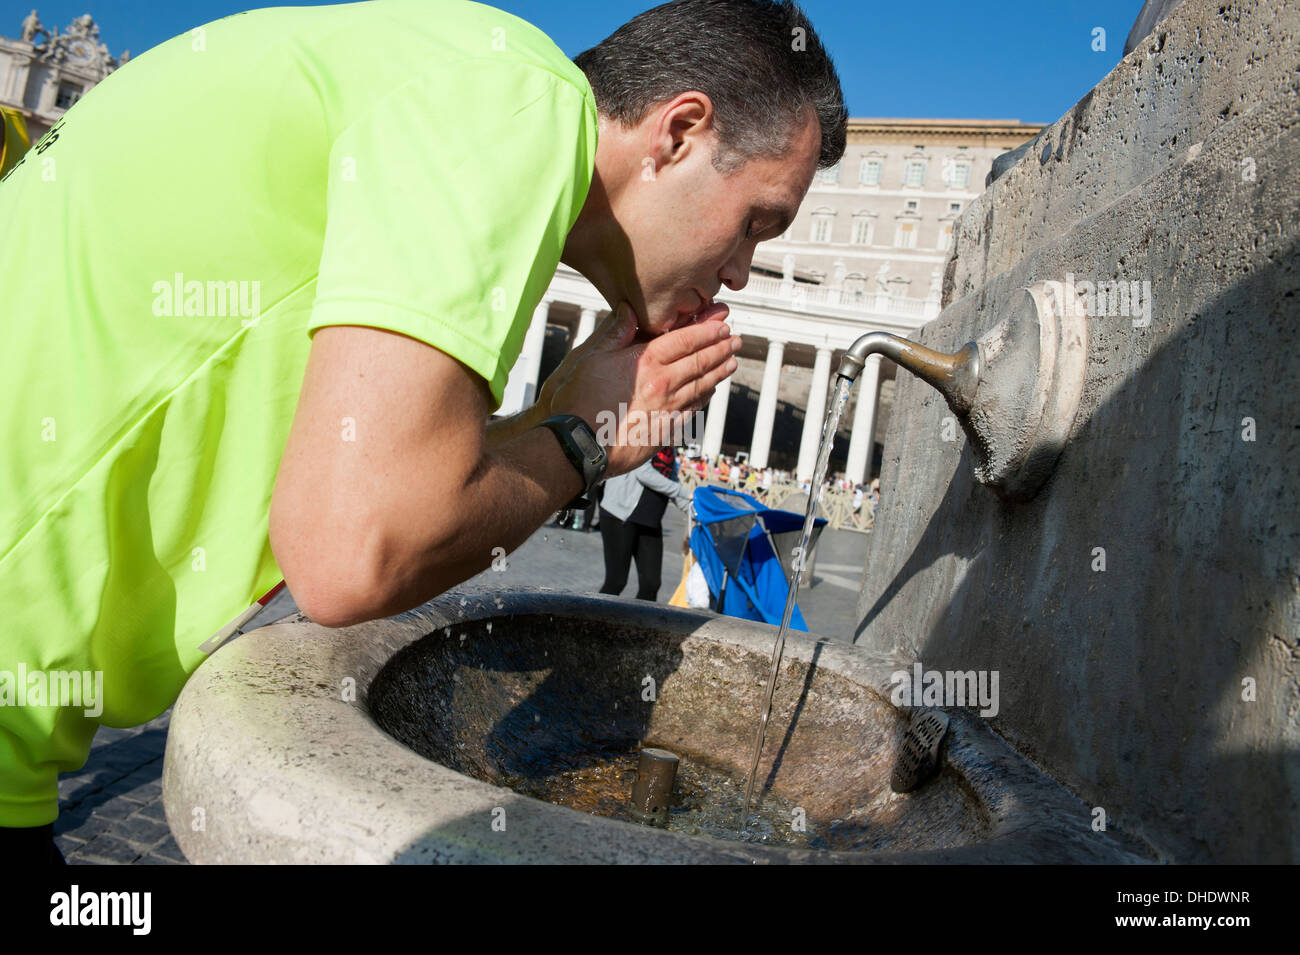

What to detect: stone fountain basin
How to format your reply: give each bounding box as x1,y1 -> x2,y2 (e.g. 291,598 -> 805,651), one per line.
163,591 -> 1150,863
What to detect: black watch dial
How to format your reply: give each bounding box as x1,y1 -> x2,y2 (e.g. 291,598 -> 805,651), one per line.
570,422 -> 602,462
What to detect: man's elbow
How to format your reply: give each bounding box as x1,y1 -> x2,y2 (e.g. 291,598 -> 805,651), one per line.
270,516 -> 390,628
290,577 -> 379,629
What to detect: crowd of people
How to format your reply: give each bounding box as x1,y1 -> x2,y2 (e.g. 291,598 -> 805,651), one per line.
677,452 -> 881,514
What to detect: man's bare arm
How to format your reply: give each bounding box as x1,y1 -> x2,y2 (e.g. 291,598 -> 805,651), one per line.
270,326 -> 582,625
270,304 -> 738,626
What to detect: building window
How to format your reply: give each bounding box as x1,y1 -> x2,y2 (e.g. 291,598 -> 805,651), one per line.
55,83 -> 83,110
903,161 -> 926,187
949,202 -> 962,213
851,216 -> 872,245
906,200 -> 919,211
893,222 -> 918,249
816,161 -> 841,184
859,158 -> 882,185
938,223 -> 954,251
812,215 -> 832,243
944,161 -> 971,188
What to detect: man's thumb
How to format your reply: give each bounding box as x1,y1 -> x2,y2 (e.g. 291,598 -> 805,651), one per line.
590,301 -> 639,351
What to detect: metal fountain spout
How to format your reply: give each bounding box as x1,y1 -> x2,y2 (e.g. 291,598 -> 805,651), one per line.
836,332 -> 981,417
834,280 -> 1090,502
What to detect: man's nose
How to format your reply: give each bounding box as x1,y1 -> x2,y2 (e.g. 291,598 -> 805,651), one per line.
720,251 -> 753,292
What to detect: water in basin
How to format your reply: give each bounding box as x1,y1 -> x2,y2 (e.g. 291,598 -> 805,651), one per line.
366,614 -> 991,853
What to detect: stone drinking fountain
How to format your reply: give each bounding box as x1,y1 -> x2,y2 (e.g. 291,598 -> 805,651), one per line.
163,592 -> 1149,863
163,0 -> 1297,863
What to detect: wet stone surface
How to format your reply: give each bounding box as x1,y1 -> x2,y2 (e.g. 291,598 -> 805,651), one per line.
368,613 -> 992,856
503,740 -> 821,849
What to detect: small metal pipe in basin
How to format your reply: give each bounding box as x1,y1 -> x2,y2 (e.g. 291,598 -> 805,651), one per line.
629,747 -> 679,826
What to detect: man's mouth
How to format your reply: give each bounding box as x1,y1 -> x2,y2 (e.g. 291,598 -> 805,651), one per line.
676,290 -> 712,323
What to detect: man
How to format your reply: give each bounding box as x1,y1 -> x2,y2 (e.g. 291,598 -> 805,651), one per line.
0,0 -> 845,862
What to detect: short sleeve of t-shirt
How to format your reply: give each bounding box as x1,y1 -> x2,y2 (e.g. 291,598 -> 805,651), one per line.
307,58 -> 597,407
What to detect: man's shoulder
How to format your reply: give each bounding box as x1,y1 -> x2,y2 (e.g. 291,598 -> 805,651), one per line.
381,0 -> 592,100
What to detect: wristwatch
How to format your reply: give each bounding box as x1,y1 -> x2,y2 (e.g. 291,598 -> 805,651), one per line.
540,414 -> 608,509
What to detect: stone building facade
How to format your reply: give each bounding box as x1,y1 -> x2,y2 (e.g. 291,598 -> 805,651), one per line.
0,11 -> 124,143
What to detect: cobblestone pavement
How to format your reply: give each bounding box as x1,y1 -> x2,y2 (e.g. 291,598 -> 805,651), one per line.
55,505 -> 870,864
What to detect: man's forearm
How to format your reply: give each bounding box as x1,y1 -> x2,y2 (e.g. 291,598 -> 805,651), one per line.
365,420 -> 583,619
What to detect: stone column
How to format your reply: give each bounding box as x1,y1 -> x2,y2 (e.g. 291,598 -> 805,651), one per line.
845,353 -> 883,486
499,298 -> 552,415
573,307 -> 598,347
701,375 -> 732,461
795,346 -> 834,482
749,339 -> 785,469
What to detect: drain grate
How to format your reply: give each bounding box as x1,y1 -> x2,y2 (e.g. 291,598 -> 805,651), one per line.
891,709 -> 950,793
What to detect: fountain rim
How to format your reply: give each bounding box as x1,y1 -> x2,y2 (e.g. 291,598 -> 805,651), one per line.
163,589 -> 1152,864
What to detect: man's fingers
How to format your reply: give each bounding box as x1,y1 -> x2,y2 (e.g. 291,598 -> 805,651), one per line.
692,386 -> 716,413
668,300 -> 730,333
647,314 -> 734,365
691,356 -> 743,407
665,356 -> 738,418
663,333 -> 741,396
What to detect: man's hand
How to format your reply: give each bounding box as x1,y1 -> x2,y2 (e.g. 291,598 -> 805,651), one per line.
538,300 -> 741,476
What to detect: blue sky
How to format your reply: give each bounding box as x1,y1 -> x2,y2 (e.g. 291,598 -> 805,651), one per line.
10,0 -> 1144,124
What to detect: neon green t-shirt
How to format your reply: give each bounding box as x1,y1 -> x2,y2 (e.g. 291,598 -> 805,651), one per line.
0,0 -> 597,826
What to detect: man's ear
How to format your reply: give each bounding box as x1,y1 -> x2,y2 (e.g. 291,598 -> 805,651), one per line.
650,92 -> 714,172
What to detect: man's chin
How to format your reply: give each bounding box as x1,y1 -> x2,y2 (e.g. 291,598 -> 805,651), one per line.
631,313 -> 687,341
630,301 -> 725,339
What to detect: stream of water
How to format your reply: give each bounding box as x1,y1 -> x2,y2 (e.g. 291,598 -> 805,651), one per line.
739,374 -> 855,831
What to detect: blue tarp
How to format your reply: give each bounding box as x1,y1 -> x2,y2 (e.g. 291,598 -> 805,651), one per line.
688,486 -> 826,631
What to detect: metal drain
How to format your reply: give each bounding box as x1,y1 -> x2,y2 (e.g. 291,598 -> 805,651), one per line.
891,709 -> 950,793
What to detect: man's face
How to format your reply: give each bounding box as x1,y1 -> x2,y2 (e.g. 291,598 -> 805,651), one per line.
605,103 -> 822,336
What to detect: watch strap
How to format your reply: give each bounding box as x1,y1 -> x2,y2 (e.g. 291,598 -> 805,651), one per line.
540,414 -> 607,506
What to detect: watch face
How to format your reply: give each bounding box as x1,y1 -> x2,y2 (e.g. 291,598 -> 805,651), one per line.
571,425 -> 601,460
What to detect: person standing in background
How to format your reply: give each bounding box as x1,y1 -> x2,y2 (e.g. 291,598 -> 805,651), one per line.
598,448 -> 690,600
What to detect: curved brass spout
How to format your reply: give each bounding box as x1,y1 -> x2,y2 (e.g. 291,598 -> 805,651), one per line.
837,332 -> 981,415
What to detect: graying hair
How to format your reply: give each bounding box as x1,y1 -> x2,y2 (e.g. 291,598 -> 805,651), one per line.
573,0 -> 847,176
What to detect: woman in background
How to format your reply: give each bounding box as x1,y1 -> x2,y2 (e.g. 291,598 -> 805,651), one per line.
598,448 -> 690,601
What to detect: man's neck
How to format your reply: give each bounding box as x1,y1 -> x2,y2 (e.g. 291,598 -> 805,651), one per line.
560,190 -> 621,307
560,122 -> 632,310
